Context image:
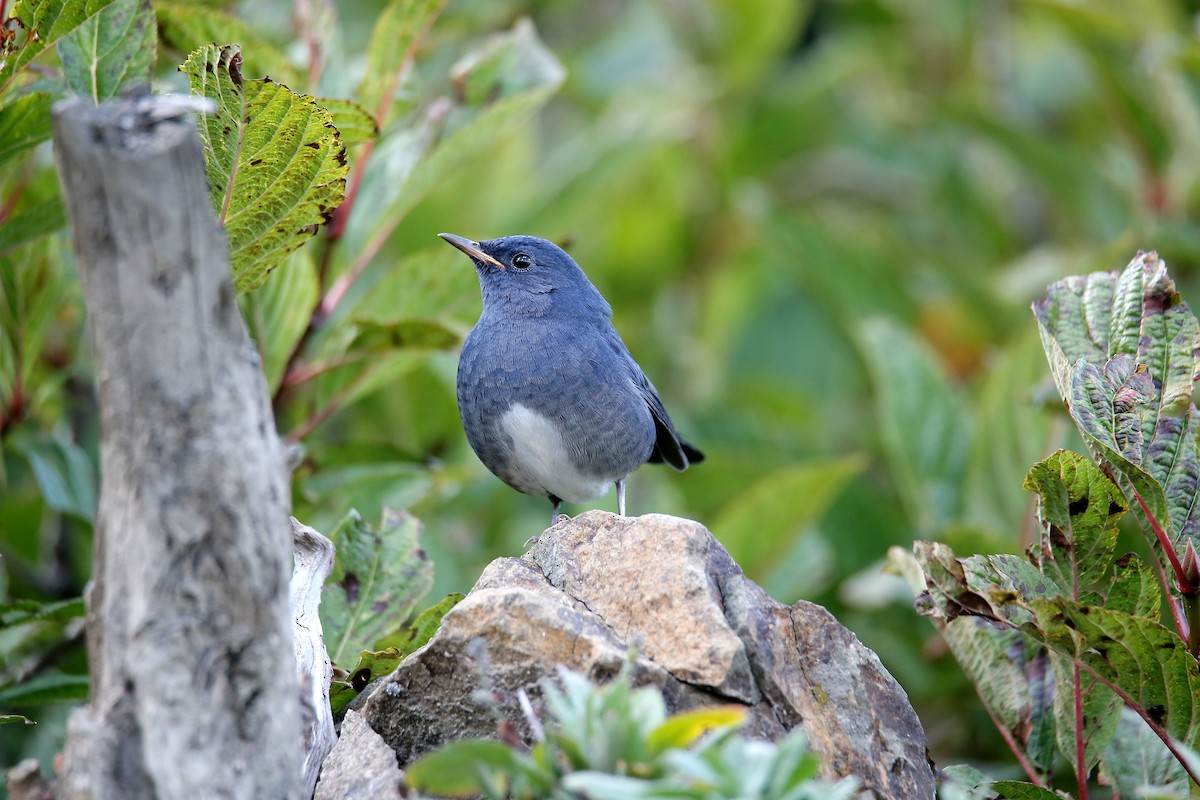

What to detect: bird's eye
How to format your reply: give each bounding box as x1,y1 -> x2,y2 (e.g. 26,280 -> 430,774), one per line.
512,253 -> 532,270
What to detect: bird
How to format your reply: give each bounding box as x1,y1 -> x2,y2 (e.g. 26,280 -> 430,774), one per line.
439,232 -> 703,524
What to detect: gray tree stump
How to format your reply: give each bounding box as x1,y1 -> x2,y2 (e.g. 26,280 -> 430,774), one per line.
52,95 -> 303,800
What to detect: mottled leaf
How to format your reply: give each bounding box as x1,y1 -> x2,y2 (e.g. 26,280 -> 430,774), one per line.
328,646 -> 404,716
1022,450 -> 1126,593
320,508 -> 433,667
1100,707 -> 1190,798
1048,650 -> 1121,776
57,0 -> 155,103
180,44 -> 347,292
991,782 -> 1071,800
1034,252 -> 1200,552
0,0 -> 117,93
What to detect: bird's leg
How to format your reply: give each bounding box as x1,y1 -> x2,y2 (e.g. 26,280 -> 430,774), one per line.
549,494 -> 562,526
616,479 -> 626,516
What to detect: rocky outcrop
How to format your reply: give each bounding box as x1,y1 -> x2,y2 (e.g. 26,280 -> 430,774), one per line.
334,512 -> 933,799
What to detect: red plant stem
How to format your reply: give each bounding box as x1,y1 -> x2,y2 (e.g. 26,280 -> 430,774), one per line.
1073,663 -> 1089,800
977,689 -> 1045,786
955,601 -> 1200,791
1134,488 -> 1194,594
283,365 -> 373,444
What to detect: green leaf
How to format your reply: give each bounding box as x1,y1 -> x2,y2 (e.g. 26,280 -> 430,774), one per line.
0,596 -> 84,626
1100,707 -> 1190,798
180,44 -> 348,292
1033,252 -> 1200,552
991,782 -> 1070,799
0,197 -> 65,254
355,0 -> 445,124
646,707 -> 746,754
57,0 -> 155,103
710,456 -> 862,578
0,672 -> 89,705
0,0 -> 118,94
373,591 -> 464,655
0,714 -> 34,725
860,317 -> 971,536
317,97 -> 378,148
320,508 -> 433,667
329,646 -> 405,716
942,617 -> 1054,772
405,739 -> 525,797
0,92 -> 53,170
342,18 -> 565,254
1048,650 -> 1121,776
18,431 -> 96,523
913,540 -> 1200,749
155,2 -> 296,85
240,248 -> 318,393
1022,450 -> 1127,592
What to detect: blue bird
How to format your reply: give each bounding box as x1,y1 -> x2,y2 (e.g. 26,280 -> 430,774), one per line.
439,233 -> 703,523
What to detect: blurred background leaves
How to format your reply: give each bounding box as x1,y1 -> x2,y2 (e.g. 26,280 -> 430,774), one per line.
5,0 -> 1200,785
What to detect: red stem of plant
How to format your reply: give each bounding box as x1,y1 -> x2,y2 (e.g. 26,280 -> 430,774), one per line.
977,689 -> 1045,786
1134,489 -> 1194,594
1073,663 -> 1089,800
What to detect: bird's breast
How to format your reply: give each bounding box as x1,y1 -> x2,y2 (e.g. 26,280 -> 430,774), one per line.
497,403 -> 612,503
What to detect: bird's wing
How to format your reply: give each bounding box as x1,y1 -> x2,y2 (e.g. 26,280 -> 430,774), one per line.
631,367 -> 704,471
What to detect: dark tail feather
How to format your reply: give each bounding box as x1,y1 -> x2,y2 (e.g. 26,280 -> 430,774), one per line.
648,420 -> 704,471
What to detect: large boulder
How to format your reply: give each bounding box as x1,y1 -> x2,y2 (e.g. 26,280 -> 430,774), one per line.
340,512 -> 933,798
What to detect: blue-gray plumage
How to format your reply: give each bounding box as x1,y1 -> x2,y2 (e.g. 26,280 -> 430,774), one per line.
439,233 -> 703,522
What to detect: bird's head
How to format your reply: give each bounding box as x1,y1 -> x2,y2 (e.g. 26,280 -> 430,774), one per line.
438,233 -> 611,319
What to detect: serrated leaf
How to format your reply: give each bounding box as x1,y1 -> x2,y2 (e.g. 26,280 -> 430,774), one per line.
1033,252 -> 1200,553
356,0 -> 445,123
0,672 -> 89,705
57,0 -> 154,103
0,0 -> 117,93
860,317 -> 971,536
181,44 -> 348,292
317,97 -> 378,148
1022,450 -> 1126,593
913,540 -> 1200,750
320,508 -> 433,667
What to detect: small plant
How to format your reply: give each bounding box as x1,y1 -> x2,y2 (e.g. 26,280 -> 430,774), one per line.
404,662 -> 858,800
896,252 -> 1200,799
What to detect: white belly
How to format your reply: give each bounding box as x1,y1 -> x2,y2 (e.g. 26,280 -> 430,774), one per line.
499,403 -> 612,502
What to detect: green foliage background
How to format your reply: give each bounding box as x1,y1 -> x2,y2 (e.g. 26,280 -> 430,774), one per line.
5,0 -> 1200,785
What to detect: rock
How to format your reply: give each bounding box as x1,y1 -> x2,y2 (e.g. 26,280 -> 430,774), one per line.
314,711 -> 403,800
360,511 -> 934,799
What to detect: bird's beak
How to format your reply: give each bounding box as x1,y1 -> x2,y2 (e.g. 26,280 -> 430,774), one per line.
438,233 -> 504,269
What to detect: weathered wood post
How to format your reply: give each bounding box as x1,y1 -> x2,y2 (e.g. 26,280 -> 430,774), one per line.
51,95 -> 303,800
